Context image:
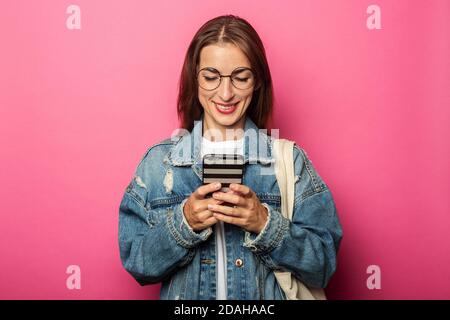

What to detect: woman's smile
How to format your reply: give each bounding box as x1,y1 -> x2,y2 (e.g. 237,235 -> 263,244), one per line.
213,100 -> 240,114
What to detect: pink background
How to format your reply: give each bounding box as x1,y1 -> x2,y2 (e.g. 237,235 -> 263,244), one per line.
1,0 -> 449,299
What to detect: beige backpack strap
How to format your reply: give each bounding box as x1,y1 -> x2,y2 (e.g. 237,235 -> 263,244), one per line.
272,138 -> 327,300
272,139 -> 295,220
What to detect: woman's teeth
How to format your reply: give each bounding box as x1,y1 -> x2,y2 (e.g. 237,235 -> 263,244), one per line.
216,104 -> 235,110
214,102 -> 238,114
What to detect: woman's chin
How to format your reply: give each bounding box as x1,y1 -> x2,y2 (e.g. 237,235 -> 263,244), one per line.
203,106 -> 246,130
212,115 -> 240,128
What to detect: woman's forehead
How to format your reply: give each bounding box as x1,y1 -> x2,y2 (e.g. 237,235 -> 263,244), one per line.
198,43 -> 251,72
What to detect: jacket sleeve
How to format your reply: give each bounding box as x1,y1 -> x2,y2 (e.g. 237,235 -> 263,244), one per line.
243,146 -> 343,288
118,151 -> 212,286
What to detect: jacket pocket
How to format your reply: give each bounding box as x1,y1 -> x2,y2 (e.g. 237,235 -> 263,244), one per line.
257,194 -> 281,210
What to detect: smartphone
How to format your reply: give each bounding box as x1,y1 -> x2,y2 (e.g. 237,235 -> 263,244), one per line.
202,153 -> 245,194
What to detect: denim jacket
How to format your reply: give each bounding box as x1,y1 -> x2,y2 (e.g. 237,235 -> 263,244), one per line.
118,115 -> 343,300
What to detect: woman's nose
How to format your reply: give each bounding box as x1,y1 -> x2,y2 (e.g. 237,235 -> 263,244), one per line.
217,77 -> 234,101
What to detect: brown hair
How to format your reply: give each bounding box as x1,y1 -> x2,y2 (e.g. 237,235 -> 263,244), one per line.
177,15 -> 274,132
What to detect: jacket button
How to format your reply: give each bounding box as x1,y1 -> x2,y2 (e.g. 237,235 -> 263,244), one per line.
235,258 -> 243,267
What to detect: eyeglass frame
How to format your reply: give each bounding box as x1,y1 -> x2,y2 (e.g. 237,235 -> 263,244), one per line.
196,66 -> 256,91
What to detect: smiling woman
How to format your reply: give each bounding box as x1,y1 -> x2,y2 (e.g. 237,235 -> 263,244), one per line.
118,14 -> 343,301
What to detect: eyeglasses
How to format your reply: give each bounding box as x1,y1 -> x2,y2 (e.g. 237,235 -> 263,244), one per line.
197,67 -> 256,91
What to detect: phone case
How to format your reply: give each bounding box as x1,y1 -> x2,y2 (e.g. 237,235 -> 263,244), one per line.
202,153 -> 244,192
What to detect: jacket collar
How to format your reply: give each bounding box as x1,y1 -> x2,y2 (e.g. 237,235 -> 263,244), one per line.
166,113 -> 274,167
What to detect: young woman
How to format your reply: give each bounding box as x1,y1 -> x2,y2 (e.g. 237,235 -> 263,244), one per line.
119,15 -> 343,300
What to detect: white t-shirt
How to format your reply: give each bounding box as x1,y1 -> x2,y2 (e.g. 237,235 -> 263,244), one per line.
200,136 -> 244,300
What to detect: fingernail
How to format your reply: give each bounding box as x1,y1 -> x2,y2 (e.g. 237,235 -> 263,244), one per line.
215,182 -> 221,188
208,204 -> 214,209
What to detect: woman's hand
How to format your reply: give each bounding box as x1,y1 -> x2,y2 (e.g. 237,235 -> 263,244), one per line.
183,182 -> 225,231
207,183 -> 268,234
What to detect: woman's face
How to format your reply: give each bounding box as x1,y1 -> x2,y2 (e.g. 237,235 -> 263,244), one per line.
197,43 -> 255,134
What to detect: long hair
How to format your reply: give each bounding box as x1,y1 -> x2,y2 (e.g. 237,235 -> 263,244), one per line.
177,15 -> 274,132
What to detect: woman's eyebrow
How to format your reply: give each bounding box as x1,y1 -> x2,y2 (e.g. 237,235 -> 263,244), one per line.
201,67 -> 220,73
231,68 -> 250,75
200,67 -> 250,74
